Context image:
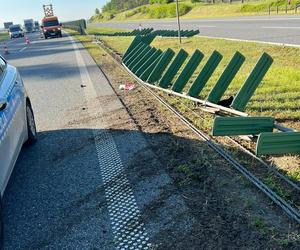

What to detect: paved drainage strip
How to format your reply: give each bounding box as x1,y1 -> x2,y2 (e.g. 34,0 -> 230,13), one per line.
70,35 -> 152,249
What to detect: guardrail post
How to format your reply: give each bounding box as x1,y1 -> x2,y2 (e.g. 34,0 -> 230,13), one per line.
131,48 -> 157,74
188,50 -> 223,98
207,51 -> 245,103
123,36 -> 142,59
172,50 -> 204,93
139,54 -> 164,81
159,49 -> 189,88
135,50 -> 163,77
127,46 -> 152,70
147,49 -> 175,84
231,52 -> 273,112
124,44 -> 148,66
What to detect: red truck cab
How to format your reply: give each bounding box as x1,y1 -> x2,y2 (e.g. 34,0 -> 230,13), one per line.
41,16 -> 62,39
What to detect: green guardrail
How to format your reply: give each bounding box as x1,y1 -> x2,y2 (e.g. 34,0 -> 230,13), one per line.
119,34 -> 299,156
96,28 -> 200,38
63,19 -> 87,35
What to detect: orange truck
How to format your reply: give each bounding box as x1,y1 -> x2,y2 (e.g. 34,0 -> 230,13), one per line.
41,16 -> 62,39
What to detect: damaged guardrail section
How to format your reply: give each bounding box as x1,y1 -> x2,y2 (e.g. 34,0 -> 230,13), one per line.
95,28 -> 200,38
120,34 -> 300,156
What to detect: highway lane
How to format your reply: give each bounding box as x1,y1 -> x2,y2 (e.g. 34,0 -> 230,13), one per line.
1,31 -> 196,250
90,15 -> 300,45
1,32 -> 159,249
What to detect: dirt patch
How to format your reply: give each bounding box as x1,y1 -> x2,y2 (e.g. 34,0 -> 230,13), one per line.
81,38 -> 300,249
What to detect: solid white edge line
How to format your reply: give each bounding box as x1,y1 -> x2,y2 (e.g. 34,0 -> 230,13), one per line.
198,35 -> 300,48
19,47 -> 27,52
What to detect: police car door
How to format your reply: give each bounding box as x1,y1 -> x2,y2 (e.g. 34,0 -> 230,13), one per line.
0,57 -> 26,195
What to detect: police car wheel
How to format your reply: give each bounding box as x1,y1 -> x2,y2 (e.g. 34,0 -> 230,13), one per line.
25,102 -> 37,145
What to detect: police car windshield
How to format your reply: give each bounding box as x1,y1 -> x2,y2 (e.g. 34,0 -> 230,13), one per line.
9,27 -> 21,32
44,20 -> 59,27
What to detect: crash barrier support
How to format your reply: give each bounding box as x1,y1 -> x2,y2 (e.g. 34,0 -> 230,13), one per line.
116,36 -> 298,156
231,53 -> 273,112
172,50 -> 204,93
188,50 -> 223,97
159,49 -> 189,88
207,52 -> 245,103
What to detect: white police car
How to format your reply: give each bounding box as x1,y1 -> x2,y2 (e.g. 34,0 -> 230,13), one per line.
0,55 -> 37,241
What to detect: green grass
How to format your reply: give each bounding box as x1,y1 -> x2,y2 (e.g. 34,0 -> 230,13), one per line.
0,32 -> 9,42
99,35 -> 300,123
90,0 -> 300,22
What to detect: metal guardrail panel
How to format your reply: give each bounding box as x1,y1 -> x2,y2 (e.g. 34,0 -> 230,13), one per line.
131,48 -> 157,74
256,132 -> 300,156
127,46 -> 151,70
135,50 -> 162,77
159,49 -> 189,88
188,50 -> 223,97
172,49 -> 204,93
139,53 -> 164,81
147,49 -> 175,84
123,36 -> 142,58
124,44 -> 148,66
231,52 -> 273,111
212,117 -> 275,136
207,51 -> 245,103
123,42 -> 144,64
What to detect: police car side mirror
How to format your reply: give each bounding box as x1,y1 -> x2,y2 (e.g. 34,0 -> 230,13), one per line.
0,99 -> 7,111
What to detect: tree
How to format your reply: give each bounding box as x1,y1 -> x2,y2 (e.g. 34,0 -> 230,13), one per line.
95,8 -> 100,15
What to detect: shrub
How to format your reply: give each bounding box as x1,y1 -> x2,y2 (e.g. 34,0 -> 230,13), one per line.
148,3 -> 191,18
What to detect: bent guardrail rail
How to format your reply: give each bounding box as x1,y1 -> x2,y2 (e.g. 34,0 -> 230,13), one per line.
113,34 -> 298,156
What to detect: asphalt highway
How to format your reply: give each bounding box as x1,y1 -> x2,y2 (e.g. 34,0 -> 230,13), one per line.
0,32 -> 164,249
90,15 -> 300,45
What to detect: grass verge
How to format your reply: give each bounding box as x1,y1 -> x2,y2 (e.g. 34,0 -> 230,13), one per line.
100,35 -> 300,122
90,0 -> 300,22
88,33 -> 300,183
73,33 -> 300,247
0,32 -> 9,42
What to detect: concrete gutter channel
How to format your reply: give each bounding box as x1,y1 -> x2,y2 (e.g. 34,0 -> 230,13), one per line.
2,32 -> 300,248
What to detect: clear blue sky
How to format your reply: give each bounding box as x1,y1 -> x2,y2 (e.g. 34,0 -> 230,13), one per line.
1,0 -> 106,26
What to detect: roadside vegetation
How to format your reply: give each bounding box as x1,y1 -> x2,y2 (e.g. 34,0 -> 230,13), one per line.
83,30 -> 300,182
90,0 -> 300,22
69,33 -> 300,246
0,32 -> 9,42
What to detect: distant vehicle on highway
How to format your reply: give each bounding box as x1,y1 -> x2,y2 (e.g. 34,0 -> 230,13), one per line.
0,55 -> 37,236
8,25 -> 24,39
41,16 -> 62,39
34,21 -> 40,31
4,22 -> 13,30
24,19 -> 35,33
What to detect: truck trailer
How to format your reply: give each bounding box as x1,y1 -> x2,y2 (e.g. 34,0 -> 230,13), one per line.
4,22 -> 13,30
24,19 -> 34,33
